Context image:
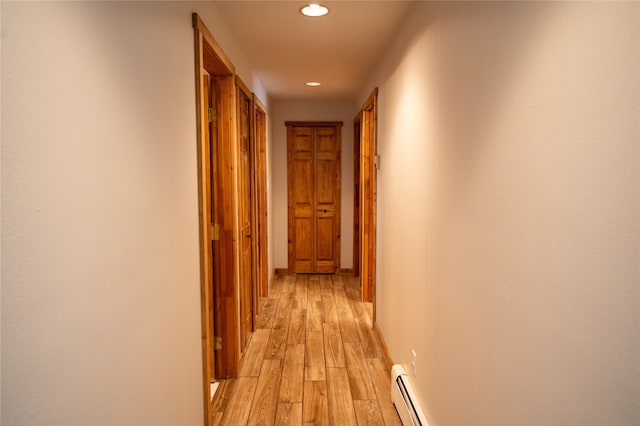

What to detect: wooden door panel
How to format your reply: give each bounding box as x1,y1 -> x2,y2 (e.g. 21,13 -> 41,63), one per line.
295,217 -> 313,272
254,101 -> 268,299
316,127 -> 337,152
287,122 -> 341,273
316,159 -> 336,204
315,127 -> 338,273
238,89 -> 253,353
316,217 -> 334,258
293,158 -> 314,205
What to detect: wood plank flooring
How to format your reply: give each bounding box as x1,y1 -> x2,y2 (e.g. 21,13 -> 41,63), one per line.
211,274 -> 402,425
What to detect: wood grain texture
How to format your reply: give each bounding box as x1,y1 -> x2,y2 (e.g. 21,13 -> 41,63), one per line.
247,359 -> 283,426
367,358 -> 402,426
323,324 -> 345,368
295,275 -> 309,299
287,123 -> 342,273
343,342 -> 376,400
270,274 -> 283,296
306,299 -> 324,332
337,306 -> 360,343
211,411 -> 224,426
265,317 -> 289,359
303,380 -> 329,426
326,368 -> 357,426
288,308 -> 307,345
353,400 -> 384,426
293,295 -> 308,309
320,276 -> 334,297
219,377 -> 258,425
279,344 -> 305,403
240,328 -> 271,377
276,292 -> 294,319
305,331 -> 326,381
307,279 -> 321,302
332,286 -> 349,309
254,98 -> 269,300
275,403 -> 303,426
210,379 -> 234,415
210,274 -> 399,425
352,301 -> 382,358
282,275 -> 296,293
322,295 -> 339,326
255,297 -> 278,329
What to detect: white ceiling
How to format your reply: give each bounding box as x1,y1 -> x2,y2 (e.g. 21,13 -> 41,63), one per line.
213,1 -> 416,102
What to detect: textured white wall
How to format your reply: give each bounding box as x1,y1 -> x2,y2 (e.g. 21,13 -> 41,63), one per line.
363,2 -> 639,425
1,2 -> 267,425
271,101 -> 356,270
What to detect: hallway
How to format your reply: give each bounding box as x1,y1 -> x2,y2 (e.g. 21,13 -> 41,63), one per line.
210,274 -> 401,425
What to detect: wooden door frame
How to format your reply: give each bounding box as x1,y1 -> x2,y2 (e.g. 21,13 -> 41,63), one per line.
286,121 -> 342,274
352,114 -> 362,277
235,75 -> 257,354
193,13 -> 240,422
253,96 -> 269,299
359,89 -> 378,310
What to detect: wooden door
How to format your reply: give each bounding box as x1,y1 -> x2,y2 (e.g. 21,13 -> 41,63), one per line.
202,72 -> 216,383
287,122 -> 342,274
359,89 -> 378,305
237,86 -> 253,352
254,98 -> 269,298
353,115 -> 361,277
194,13 -> 240,389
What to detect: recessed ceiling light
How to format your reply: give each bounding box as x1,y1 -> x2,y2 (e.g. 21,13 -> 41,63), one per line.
300,3 -> 329,17
306,81 -> 322,87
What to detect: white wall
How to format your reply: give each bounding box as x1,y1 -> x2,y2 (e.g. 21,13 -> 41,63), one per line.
363,2 -> 639,425
271,101 -> 356,270
1,2 -> 267,425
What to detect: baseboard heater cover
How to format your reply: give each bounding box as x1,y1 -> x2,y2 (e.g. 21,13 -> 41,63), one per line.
391,364 -> 429,426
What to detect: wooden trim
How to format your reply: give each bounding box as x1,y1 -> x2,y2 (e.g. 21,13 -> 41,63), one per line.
221,73 -> 240,379
253,95 -> 268,114
360,88 -> 378,316
285,121 -> 342,127
286,125 -> 295,274
193,16 -> 240,426
275,268 -> 289,276
334,126 -> 342,274
362,87 -> 379,111
193,14 -> 235,75
253,96 -> 269,299
338,268 -> 354,275
352,113 -> 362,278
236,75 -> 256,358
373,321 -> 394,372
193,23 -> 213,424
235,75 -> 251,99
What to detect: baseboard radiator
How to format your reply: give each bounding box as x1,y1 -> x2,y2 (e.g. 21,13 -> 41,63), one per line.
391,364 -> 429,426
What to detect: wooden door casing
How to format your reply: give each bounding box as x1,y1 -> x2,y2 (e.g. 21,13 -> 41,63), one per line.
194,13 -> 240,421
237,84 -> 253,353
254,98 -> 269,299
287,122 -> 342,274
352,116 -> 361,278
359,89 -> 378,306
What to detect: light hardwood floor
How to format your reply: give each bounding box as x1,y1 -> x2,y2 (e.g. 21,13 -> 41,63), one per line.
211,274 -> 402,425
